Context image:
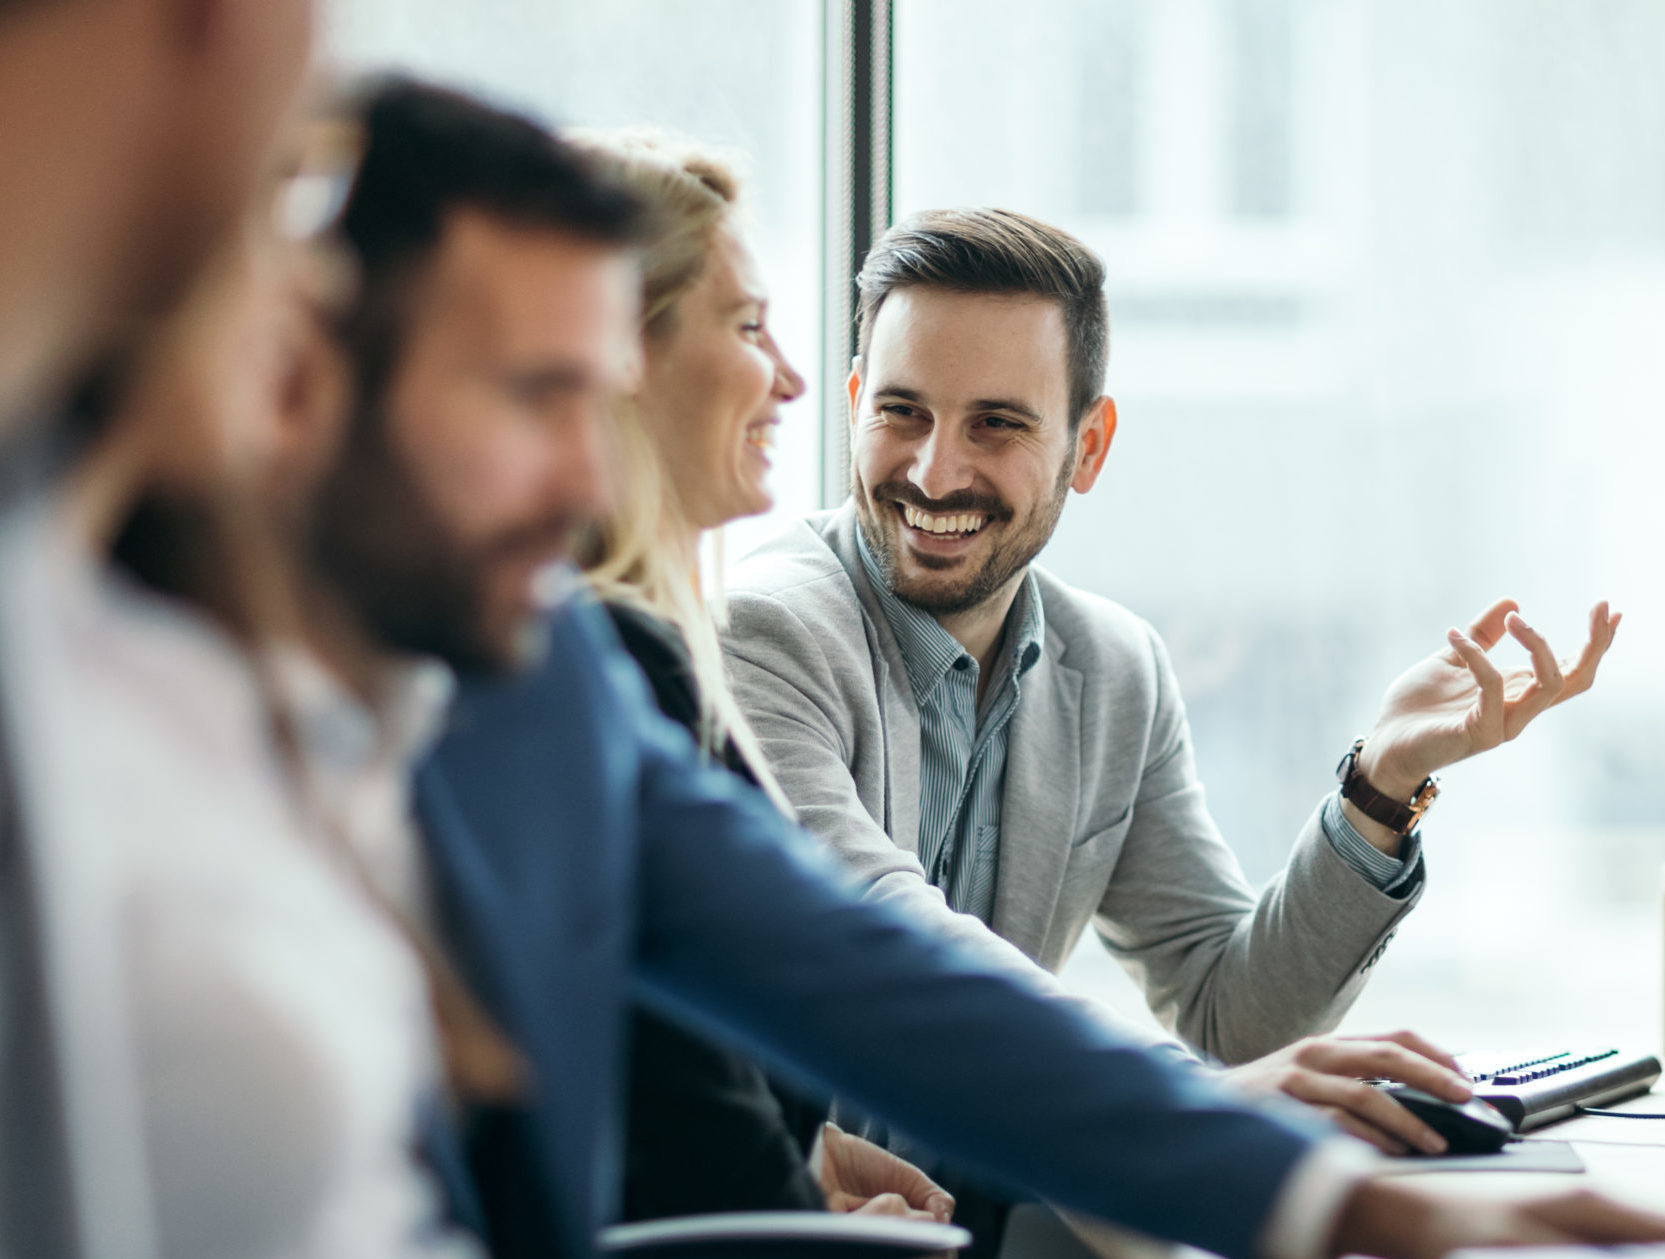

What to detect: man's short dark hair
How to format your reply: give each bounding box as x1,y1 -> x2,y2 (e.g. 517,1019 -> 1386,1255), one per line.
855,208 -> 1109,428
337,76 -> 654,409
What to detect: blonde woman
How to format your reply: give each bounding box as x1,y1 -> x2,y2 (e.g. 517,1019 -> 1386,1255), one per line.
578,134 -> 953,1227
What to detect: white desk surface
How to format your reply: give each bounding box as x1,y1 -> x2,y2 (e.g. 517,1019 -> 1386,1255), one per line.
1002,1090 -> 1665,1259
1401,1087 -> 1665,1208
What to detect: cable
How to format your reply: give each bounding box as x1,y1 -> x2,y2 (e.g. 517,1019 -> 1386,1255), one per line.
1574,1104 -> 1665,1119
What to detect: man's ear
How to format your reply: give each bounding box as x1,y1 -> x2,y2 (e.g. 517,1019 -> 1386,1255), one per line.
1070,395 -> 1116,493
846,359 -> 863,430
265,318 -> 351,512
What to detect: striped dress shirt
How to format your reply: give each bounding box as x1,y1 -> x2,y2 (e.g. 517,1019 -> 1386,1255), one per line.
857,532 -> 1422,925
858,533 -> 1046,923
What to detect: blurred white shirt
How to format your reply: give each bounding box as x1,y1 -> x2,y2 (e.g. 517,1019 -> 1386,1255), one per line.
271,647 -> 453,931
0,492 -> 477,1259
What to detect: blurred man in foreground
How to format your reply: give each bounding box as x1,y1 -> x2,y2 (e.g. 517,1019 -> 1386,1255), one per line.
1,3 -> 320,1256
274,76 -> 1665,1259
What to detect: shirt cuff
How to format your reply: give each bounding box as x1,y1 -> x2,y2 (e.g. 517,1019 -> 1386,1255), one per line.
1320,790 -> 1422,897
1256,1138 -> 1380,1259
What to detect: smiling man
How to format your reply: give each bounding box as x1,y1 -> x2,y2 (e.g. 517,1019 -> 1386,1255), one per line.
722,208 -> 1619,1183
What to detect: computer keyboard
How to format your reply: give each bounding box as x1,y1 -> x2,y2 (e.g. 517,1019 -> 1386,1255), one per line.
1455,1047 -> 1661,1131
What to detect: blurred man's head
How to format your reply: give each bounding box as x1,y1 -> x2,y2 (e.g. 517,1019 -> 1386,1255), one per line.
847,208 -> 1115,620
308,79 -> 652,674
0,0 -> 314,430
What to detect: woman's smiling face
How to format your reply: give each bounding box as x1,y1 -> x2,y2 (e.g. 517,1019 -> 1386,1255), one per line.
636,220 -> 804,530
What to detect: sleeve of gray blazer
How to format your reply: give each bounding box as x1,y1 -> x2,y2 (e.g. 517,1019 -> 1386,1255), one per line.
723,586 -> 1192,1061
1091,623 -> 1421,1065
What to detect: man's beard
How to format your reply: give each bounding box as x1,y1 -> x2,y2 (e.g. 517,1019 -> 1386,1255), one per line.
855,455 -> 1072,618
306,407 -> 575,676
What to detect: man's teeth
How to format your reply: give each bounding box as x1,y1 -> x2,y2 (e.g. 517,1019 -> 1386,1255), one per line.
901,504 -> 987,535
745,426 -> 774,449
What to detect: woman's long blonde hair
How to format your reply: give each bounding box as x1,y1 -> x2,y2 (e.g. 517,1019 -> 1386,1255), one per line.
575,130 -> 792,816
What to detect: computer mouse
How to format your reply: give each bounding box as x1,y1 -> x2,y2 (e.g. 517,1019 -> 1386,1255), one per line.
1380,1084 -> 1515,1155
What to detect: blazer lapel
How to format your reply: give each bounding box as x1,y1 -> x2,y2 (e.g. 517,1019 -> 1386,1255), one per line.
992,638 -> 1083,958
875,645 -> 921,857
415,703 -> 612,1259
413,765 -> 520,1014
408,766 -> 523,1239
822,505 -> 923,856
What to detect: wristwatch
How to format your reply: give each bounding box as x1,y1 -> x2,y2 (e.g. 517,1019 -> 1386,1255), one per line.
1335,738 -> 1438,835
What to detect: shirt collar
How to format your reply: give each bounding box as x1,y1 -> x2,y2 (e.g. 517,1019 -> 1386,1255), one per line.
1000,576 -> 1046,682
856,524 -> 1046,706
269,646 -> 456,788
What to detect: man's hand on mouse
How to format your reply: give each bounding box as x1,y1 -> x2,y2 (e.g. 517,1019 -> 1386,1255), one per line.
1219,1030 -> 1471,1155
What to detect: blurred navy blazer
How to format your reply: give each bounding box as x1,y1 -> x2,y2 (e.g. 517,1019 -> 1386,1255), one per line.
414,593 -> 1324,1259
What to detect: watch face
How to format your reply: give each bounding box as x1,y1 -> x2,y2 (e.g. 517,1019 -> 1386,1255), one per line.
1337,739 -> 1366,780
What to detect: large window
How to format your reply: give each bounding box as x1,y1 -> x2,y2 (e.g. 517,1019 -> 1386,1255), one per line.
327,0 -> 1665,1053
897,0 -> 1665,1050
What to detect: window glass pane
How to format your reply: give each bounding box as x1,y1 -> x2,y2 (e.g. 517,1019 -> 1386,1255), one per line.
1224,0 -> 1296,219
322,0 -> 824,558
1077,0 -> 1144,219
897,0 -> 1665,1050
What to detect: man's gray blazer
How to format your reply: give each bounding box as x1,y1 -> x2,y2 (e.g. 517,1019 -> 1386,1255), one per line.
723,504 -> 1420,1065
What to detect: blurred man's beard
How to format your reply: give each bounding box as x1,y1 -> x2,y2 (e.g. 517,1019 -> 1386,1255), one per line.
111,484 -> 280,643
306,408 -> 563,676
854,454 -> 1072,618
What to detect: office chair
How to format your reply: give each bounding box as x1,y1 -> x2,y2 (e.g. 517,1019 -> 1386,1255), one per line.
600,1210 -> 971,1257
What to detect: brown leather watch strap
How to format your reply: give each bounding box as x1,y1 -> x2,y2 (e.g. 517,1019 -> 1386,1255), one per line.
1335,739 -> 1438,835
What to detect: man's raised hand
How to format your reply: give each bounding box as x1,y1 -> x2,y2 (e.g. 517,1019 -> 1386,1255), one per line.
1352,599 -> 1619,820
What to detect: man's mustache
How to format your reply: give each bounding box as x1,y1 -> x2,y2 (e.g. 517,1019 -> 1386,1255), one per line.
872,481 -> 1010,521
